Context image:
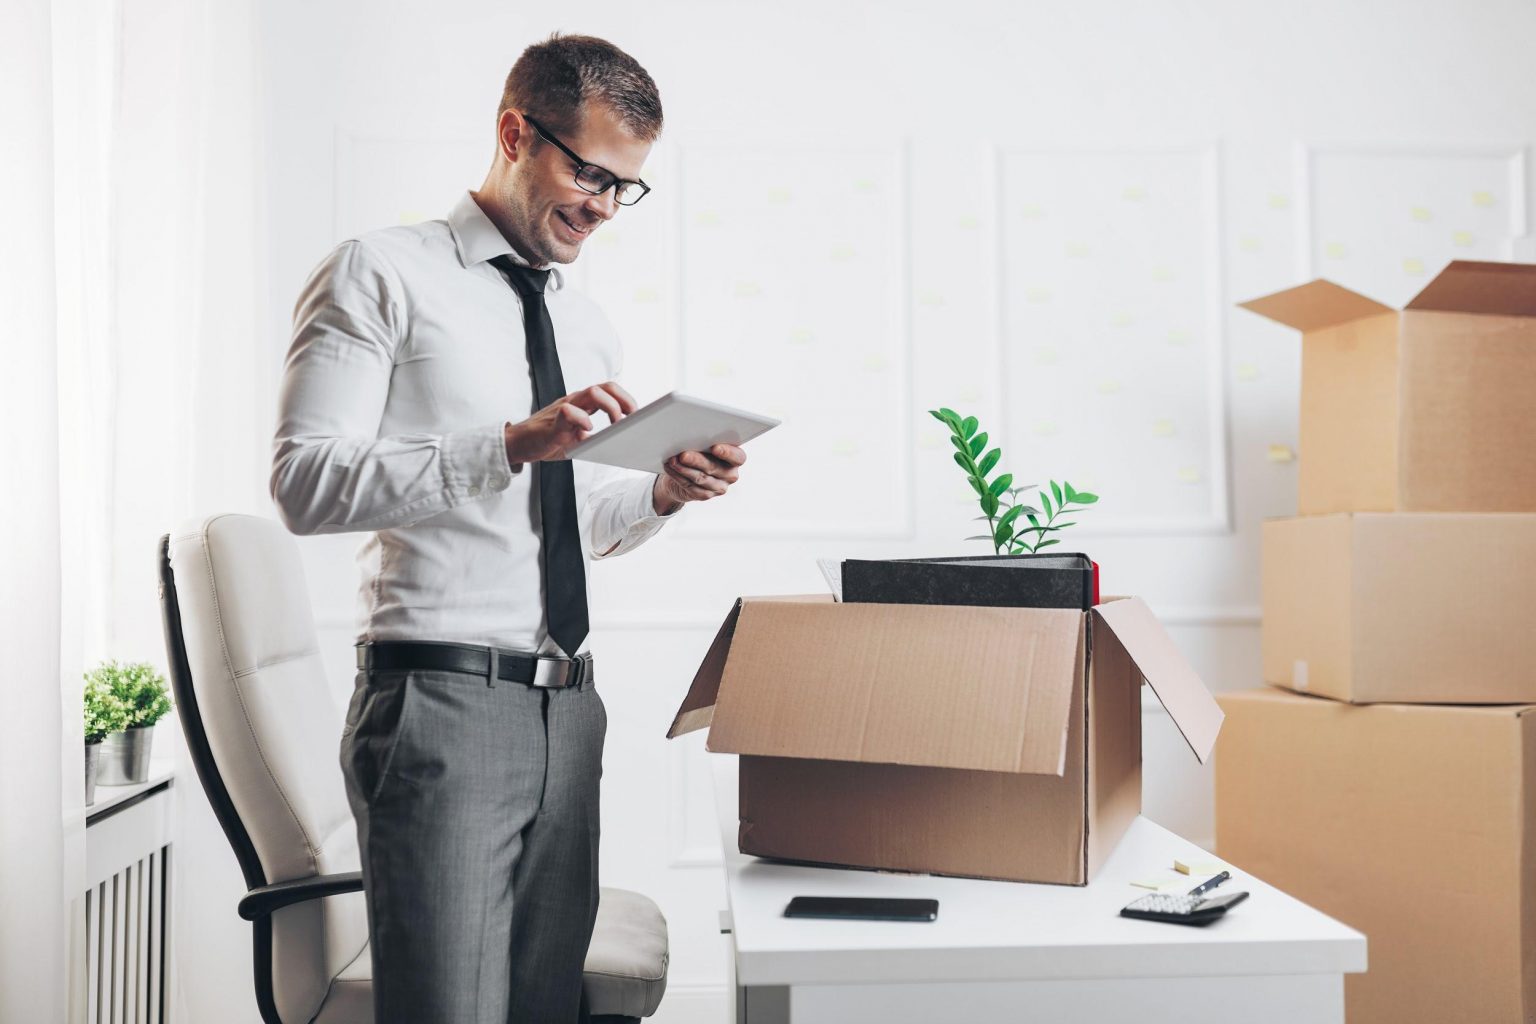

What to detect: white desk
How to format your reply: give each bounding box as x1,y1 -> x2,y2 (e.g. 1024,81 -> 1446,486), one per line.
712,755 -> 1365,1024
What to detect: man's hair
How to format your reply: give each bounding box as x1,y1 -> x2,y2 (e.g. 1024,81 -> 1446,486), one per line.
498,33 -> 663,142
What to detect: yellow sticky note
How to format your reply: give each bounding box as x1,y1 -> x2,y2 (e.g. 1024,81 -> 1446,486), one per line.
733,280 -> 762,298
862,353 -> 888,372
853,178 -> 878,194
1268,444 -> 1295,463
1403,257 -> 1425,275
706,360 -> 733,377
1324,241 -> 1348,260
1266,193 -> 1290,210
1110,311 -> 1134,328
1452,230 -> 1475,247
958,213 -> 980,230
1025,287 -> 1053,303
1176,466 -> 1202,484
1097,379 -> 1122,395
1152,418 -> 1176,437
788,326 -> 813,344
1236,363 -> 1261,381
1167,328 -> 1193,347
695,211 -> 720,227
830,244 -> 856,262
1123,184 -> 1149,202
1151,266 -> 1177,283
1410,206 -> 1433,223
1020,203 -> 1045,221
766,186 -> 792,204
1472,190 -> 1496,207
1174,858 -> 1227,876
1238,235 -> 1263,253
1065,241 -> 1092,258
632,286 -> 659,303
1034,348 -> 1059,366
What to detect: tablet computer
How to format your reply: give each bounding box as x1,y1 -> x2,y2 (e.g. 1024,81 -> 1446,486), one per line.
564,391 -> 780,475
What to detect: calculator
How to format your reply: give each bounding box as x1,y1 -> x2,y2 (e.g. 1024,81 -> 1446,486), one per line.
1120,890 -> 1250,926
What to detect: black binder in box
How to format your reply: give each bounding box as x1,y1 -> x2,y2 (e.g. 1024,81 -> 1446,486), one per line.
840,553 -> 1097,611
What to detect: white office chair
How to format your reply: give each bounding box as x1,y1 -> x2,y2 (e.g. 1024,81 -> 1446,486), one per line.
158,514 -> 669,1023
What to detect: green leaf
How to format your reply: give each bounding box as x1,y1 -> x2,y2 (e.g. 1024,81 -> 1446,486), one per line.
1042,521 -> 1077,531
1050,480 -> 1063,506
999,505 -> 1026,530
961,415 -> 978,439
928,409 -> 949,425
968,477 -> 984,496
1073,491 -> 1099,504
938,407 -> 960,426
1063,480 -> 1079,502
1035,538 -> 1060,549
978,448 -> 1001,477
953,451 -> 971,472
1040,491 -> 1053,518
994,522 -> 1014,546
950,435 -> 971,456
1025,512 -> 1042,530
988,472 -> 1013,496
1012,504 -> 1040,516
981,492 -> 999,517
968,432 -> 988,458
964,534 -> 994,541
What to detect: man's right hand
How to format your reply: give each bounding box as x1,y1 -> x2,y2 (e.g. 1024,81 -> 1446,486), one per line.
504,381 -> 639,466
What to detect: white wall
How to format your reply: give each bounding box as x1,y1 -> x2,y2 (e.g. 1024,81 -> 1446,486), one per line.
156,1 -> 1536,1019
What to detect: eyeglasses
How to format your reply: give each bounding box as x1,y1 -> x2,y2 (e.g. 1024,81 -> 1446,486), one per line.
523,113 -> 651,207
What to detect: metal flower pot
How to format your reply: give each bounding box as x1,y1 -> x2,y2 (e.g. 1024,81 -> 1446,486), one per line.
85,741 -> 101,806
97,724 -> 155,786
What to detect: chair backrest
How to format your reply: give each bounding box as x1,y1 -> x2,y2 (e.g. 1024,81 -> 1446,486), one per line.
161,514 -> 366,1024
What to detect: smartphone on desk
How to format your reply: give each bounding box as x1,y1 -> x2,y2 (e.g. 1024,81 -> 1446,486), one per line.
783,896 -> 939,922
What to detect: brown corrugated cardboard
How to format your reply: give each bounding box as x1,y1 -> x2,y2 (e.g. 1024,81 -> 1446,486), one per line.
668,595 -> 1221,885
1215,688 -> 1536,1024
1239,260 -> 1536,514
1262,513 -> 1536,703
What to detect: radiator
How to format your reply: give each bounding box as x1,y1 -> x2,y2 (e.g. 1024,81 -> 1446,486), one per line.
79,773 -> 174,1024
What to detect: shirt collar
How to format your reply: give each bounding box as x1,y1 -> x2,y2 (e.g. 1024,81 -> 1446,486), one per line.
449,190 -> 564,291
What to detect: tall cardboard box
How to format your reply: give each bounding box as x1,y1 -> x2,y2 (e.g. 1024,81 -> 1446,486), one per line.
1215,688 -> 1536,1024
1239,260 -> 1536,514
1262,512 -> 1536,703
668,593 -> 1223,885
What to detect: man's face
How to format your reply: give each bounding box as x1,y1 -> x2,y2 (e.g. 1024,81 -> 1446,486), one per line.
502,103 -> 652,266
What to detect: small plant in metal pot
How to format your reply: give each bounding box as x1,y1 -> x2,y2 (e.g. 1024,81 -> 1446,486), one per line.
83,673 -> 132,805
88,660 -> 171,787
928,407 -> 1100,553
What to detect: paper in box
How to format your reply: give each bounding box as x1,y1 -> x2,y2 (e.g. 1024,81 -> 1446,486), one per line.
1215,688 -> 1536,1024
1262,512 -> 1536,703
667,594 -> 1222,885
1239,260 -> 1536,514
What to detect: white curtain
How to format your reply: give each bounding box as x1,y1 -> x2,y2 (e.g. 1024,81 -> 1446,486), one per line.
1,1 -> 74,1021
3,0 -> 270,1017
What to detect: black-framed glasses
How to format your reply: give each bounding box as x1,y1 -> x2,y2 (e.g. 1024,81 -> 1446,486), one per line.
523,113 -> 651,207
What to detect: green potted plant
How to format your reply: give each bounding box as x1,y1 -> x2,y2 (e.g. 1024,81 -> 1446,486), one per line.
83,673 -> 131,805
929,406 -> 1100,552
89,660 -> 172,786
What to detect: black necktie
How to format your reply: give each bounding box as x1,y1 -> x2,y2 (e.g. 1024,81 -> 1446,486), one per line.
491,255 -> 589,658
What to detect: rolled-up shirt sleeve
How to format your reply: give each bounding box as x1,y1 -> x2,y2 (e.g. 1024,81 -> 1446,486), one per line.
270,239 -> 517,536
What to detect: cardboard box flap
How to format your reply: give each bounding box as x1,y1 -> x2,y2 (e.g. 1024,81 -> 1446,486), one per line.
1092,597 -> 1223,763
706,599 -> 1084,775
665,594 -> 834,739
1238,279 -> 1396,332
1403,259 -> 1536,317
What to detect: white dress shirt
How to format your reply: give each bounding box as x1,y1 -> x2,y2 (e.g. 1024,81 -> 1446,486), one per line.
271,191 -> 680,655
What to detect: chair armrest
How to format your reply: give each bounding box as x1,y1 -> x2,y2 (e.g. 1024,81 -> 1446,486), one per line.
238,871 -> 364,921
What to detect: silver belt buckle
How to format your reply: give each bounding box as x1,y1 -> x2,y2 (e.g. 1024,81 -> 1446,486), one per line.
531,652 -> 590,689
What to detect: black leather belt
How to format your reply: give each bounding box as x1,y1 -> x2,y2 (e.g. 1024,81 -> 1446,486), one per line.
356,641 -> 592,689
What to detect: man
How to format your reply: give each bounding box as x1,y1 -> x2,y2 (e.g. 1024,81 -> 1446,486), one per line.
270,34 -> 743,1023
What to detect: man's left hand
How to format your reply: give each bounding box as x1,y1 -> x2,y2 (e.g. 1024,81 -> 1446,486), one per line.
653,443 -> 745,514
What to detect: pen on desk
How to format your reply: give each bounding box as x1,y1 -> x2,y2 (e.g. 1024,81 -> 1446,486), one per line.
1188,871 -> 1230,897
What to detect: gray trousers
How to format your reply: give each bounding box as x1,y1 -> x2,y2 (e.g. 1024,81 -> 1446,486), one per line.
341,662 -> 606,1023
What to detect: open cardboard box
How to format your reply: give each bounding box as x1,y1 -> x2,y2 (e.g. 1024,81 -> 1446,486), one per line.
1239,259 -> 1536,515
667,594 -> 1223,885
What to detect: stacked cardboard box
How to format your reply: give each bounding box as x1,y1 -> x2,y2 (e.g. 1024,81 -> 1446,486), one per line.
1219,260 -> 1536,1023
